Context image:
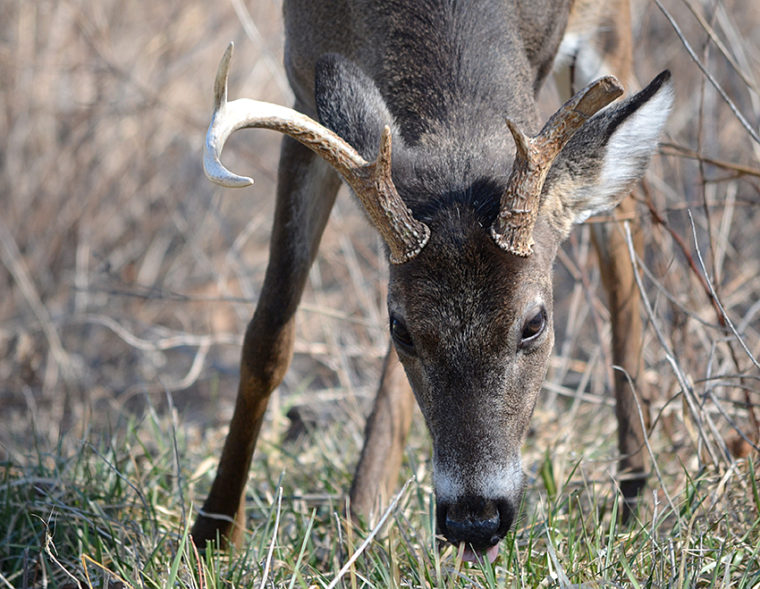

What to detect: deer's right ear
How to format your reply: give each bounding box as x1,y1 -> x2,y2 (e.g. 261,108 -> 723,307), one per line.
540,71 -> 673,239
315,54 -> 397,161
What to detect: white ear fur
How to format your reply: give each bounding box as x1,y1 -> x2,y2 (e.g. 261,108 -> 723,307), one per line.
573,80 -> 674,224
599,84 -> 673,198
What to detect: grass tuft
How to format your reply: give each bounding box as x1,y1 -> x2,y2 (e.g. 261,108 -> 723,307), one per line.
1,0 -> 759,586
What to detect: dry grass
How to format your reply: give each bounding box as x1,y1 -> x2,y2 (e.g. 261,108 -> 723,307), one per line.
1,0 -> 759,586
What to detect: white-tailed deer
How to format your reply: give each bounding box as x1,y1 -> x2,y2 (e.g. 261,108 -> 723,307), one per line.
193,0 -> 673,562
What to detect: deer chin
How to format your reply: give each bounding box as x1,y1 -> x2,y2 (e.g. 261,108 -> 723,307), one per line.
461,543 -> 500,564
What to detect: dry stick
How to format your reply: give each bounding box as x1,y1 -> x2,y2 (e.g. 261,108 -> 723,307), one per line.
115,342 -> 210,401
696,11 -> 719,289
687,211 -> 760,441
697,373 -> 760,385
81,554 -> 135,589
660,143 -> 760,178
0,216 -> 77,389
643,185 -> 760,443
326,478 -> 413,589
690,23 -> 742,459
738,299 -> 760,334
95,284 -> 382,328
706,389 -> 760,454
40,521 -> 83,589
654,0 -> 760,146
623,223 -> 723,468
633,252 -> 720,329
714,183 -> 738,289
84,313 -> 238,351
687,211 -> 760,374
617,354 -> 681,525
641,184 -> 725,323
229,0 -> 292,97
697,376 -> 735,465
713,3 -> 760,122
680,0 -> 759,95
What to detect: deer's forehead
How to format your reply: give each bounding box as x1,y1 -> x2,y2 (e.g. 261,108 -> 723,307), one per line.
387,204 -> 557,334
389,238 -> 551,321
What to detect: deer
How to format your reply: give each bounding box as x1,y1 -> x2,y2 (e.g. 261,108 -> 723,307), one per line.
192,0 -> 673,562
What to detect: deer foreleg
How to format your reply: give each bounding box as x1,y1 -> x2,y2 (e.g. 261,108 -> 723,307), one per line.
192,135 -> 341,547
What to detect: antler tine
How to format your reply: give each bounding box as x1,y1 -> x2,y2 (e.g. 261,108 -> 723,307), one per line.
204,43 -> 367,188
203,43 -> 429,263
491,75 -> 624,256
204,43 -> 253,187
363,126 -> 431,263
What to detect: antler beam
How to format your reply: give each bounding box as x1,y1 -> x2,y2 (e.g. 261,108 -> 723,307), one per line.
491,76 -> 624,256
204,43 -> 429,264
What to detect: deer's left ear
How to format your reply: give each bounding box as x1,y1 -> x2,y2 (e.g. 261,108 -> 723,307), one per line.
315,53 -> 399,162
541,70 -> 673,238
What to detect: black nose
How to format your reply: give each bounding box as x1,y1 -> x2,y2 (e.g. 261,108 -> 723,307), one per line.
437,496 -> 514,550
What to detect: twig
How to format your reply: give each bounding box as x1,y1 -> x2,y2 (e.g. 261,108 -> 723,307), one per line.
654,0 -> 760,145
679,0 -> 759,95
696,14 -> 718,287
642,187 -> 725,324
660,143 -> 760,179
81,554 -> 136,589
643,184 -> 760,445
0,216 -> 77,388
38,519 -> 82,589
624,222 -> 722,468
229,0 -> 292,97
687,212 -> 760,373
687,212 -> 760,440
631,245 -> 722,329
617,367 -> 681,523
327,478 -> 413,589
84,313 -> 238,351
706,390 -> 760,454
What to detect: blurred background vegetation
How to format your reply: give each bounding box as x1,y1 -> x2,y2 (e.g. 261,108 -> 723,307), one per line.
1,0 -> 759,586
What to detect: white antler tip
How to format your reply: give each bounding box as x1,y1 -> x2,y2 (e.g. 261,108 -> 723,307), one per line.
203,42 -> 256,189
203,151 -> 254,188
213,42 -> 234,110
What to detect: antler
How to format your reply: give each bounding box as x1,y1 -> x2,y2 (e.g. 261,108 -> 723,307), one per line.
204,43 -> 430,264
490,76 -> 624,256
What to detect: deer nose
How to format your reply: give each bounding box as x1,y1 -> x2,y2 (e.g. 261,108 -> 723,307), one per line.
437,496 -> 513,550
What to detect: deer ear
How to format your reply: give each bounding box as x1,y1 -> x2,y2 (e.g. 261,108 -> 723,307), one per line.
541,70 -> 673,238
315,54 -> 398,161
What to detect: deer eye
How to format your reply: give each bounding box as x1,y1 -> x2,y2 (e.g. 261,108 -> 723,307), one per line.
520,307 -> 547,348
390,315 -> 416,356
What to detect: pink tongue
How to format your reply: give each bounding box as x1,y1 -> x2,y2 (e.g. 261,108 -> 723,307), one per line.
461,544 -> 500,564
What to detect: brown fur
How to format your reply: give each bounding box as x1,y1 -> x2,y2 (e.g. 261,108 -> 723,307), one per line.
192,0 -> 671,550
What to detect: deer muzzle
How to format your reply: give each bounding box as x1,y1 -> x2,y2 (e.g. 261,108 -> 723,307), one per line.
433,457 -> 524,562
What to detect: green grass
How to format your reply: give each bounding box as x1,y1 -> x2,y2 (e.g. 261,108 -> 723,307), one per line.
1,0 -> 759,586
2,402 -> 759,588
